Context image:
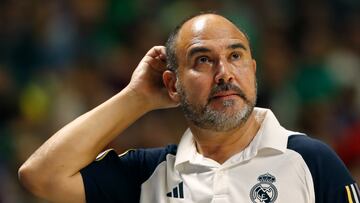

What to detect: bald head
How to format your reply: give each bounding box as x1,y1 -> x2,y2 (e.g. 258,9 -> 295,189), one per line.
179,14 -> 248,43
166,13 -> 250,72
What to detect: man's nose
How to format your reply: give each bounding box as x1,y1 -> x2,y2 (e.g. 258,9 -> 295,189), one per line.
214,59 -> 234,84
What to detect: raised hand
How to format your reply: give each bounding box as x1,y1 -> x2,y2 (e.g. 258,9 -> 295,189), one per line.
126,46 -> 178,110
18,46 -> 180,203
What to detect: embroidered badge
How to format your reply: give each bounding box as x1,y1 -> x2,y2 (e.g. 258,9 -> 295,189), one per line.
250,173 -> 278,203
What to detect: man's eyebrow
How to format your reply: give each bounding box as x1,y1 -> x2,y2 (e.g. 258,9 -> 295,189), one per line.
228,43 -> 247,50
188,47 -> 211,58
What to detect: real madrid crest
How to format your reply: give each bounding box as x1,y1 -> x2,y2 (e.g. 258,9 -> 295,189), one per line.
250,173 -> 278,203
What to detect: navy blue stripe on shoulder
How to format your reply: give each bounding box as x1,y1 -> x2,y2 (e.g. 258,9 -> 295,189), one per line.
287,134 -> 355,203
80,144 -> 177,203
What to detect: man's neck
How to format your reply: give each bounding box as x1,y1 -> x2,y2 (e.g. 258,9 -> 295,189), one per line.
189,112 -> 261,164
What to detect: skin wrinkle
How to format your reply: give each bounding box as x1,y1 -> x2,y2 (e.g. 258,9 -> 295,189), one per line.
187,42 -> 247,62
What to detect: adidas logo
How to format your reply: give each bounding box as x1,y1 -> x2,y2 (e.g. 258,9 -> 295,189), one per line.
166,182 -> 184,199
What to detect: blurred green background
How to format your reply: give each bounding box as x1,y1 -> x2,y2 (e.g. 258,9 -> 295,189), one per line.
0,0 -> 359,202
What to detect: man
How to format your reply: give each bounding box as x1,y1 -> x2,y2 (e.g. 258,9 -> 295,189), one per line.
19,13 -> 359,203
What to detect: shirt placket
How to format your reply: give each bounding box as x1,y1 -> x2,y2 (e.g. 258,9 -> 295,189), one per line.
211,169 -> 230,203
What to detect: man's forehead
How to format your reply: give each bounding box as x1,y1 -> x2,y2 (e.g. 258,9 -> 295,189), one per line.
176,14 -> 249,47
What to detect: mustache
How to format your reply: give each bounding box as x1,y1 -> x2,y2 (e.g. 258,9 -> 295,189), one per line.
208,83 -> 248,102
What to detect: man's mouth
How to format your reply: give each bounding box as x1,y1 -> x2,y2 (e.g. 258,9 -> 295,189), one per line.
210,91 -> 240,100
207,83 -> 248,103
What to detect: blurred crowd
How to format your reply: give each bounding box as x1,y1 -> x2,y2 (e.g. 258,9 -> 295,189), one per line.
0,0 -> 359,202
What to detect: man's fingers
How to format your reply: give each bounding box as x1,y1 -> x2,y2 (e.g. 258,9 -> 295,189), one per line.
146,46 -> 166,60
140,46 -> 167,72
141,55 -> 167,72
155,56 -> 167,67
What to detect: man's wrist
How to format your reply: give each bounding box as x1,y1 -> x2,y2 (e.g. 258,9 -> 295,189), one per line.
121,85 -> 154,114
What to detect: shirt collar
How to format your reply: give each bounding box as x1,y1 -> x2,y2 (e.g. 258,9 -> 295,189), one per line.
174,107 -> 300,170
174,128 -> 197,169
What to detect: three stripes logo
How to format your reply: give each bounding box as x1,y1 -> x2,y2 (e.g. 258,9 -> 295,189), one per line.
167,182 -> 184,199
345,183 -> 360,203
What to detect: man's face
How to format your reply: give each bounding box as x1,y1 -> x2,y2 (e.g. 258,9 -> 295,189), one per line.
174,14 -> 257,132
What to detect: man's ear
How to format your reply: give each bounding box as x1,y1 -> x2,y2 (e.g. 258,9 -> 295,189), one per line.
163,70 -> 180,102
252,59 -> 257,73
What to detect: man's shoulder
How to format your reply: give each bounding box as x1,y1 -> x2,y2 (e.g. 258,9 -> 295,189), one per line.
286,134 -> 355,201
286,134 -> 345,169
128,144 -> 178,168
139,144 -> 178,158
83,144 -> 178,181
287,134 -> 332,157
80,144 -> 179,203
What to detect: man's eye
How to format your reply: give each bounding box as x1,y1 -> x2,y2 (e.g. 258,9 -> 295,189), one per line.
197,56 -> 210,64
231,53 -> 240,60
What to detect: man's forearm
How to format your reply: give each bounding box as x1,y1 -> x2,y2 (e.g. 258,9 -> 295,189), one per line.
19,45 -> 171,202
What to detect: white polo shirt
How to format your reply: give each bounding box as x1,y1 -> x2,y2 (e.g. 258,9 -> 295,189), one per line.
81,108 -> 359,203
